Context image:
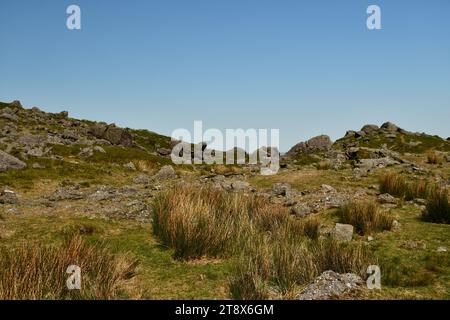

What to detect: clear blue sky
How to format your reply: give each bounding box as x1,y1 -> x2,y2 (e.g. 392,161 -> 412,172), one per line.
1,0 -> 449,151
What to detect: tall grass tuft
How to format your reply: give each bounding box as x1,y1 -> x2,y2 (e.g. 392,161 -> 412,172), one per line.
422,187 -> 450,224
0,235 -> 139,300
338,201 -> 394,235
379,172 -> 430,200
229,234 -> 373,299
152,185 -> 290,260
427,152 -> 444,165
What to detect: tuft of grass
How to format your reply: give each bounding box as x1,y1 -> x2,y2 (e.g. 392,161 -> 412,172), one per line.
0,235 -> 138,300
379,172 -> 408,198
316,160 -> 333,170
379,172 -> 430,201
427,152 -> 444,165
421,187 -> 450,224
338,201 -> 394,235
152,185 -> 290,260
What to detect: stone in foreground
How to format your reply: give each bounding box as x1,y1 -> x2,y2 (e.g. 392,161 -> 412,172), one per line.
332,223 -> 354,242
298,270 -> 363,300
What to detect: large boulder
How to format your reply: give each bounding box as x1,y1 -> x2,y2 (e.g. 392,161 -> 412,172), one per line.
381,122 -> 400,133
0,150 -> 27,172
104,126 -> 133,146
9,100 -> 22,108
154,165 -> 177,180
88,124 -> 133,147
298,270 -> 363,300
361,124 -> 379,134
287,135 -> 332,158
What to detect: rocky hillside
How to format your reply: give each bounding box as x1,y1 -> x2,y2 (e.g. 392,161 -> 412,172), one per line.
0,100 -> 173,173
1,100 -> 450,300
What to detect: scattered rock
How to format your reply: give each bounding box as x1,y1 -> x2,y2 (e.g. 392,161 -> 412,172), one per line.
123,162 -> 136,171
401,240 -> 427,250
414,198 -> 427,206
32,163 -> 45,169
437,247 -> 448,253
79,147 -> 94,157
231,181 -> 250,191
154,165 -> 177,180
290,203 -> 312,217
49,187 -> 85,201
93,146 -> 106,153
272,183 -> 291,196
378,193 -> 398,204
392,220 -> 400,230
0,113 -> 18,122
0,189 -> 19,204
332,223 -> 353,242
133,174 -> 150,185
321,184 -> 335,193
298,270 -> 363,300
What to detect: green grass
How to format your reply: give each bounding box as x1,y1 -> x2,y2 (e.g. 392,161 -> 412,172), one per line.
366,205 -> 450,299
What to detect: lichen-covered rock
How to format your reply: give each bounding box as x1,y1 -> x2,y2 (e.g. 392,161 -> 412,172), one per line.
332,223 -> 354,242
272,183 -> 291,196
298,270 -> 363,300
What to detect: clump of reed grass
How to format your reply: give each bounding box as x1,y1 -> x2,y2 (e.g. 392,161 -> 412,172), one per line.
337,201 -> 394,235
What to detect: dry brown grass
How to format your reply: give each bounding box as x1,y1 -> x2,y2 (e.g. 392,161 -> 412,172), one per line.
427,152 -> 444,165
338,201 -> 394,235
0,235 -> 138,300
316,160 -> 333,170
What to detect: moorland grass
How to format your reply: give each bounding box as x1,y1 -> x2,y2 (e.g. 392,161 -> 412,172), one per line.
0,234 -> 138,300
337,201 -> 394,235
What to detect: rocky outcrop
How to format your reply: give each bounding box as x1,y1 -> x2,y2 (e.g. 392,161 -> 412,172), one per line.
361,124 -> 379,134
88,124 -> 133,147
286,135 -> 332,158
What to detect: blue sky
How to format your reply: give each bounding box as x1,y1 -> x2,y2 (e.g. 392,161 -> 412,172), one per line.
1,0 -> 449,151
